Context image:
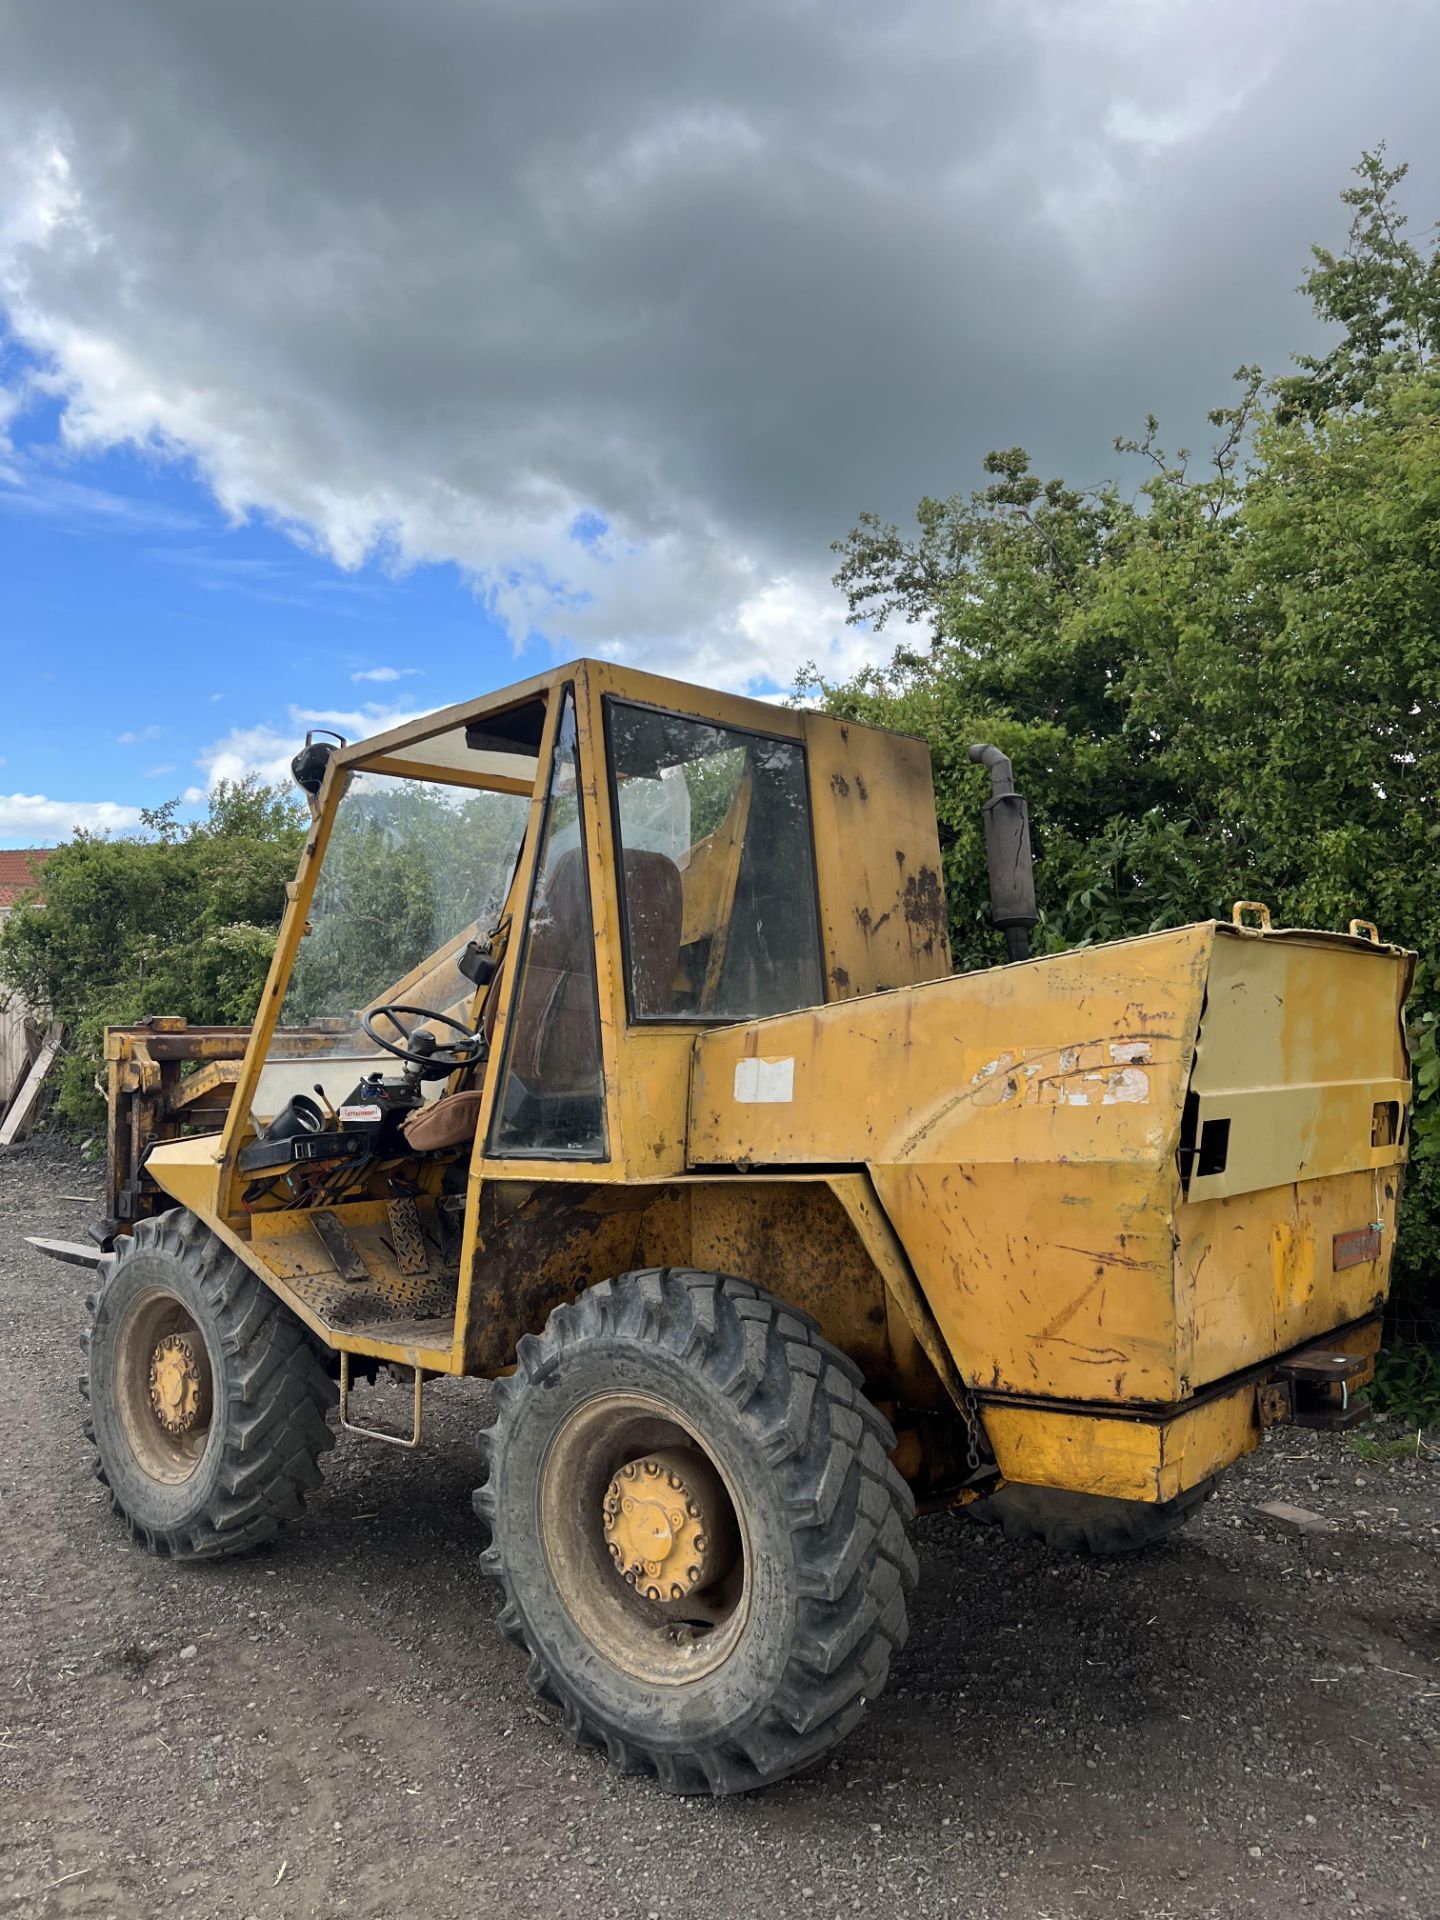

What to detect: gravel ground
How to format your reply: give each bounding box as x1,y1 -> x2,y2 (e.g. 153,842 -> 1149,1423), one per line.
1,1136 -> 1436,1920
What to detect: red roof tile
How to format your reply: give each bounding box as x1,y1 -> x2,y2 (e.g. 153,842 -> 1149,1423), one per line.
0,848 -> 53,909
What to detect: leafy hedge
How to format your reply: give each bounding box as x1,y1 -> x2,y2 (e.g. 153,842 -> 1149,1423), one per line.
0,780 -> 305,1127
815,153 -> 1439,1401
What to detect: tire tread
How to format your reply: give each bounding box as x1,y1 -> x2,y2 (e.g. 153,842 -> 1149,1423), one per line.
83,1210 -> 336,1562
476,1267 -> 915,1795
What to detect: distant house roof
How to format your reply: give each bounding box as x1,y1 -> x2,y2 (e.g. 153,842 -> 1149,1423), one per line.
0,848 -> 53,909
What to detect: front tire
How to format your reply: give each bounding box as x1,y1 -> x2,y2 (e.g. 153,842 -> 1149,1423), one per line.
82,1209 -> 337,1559
475,1269 -> 917,1794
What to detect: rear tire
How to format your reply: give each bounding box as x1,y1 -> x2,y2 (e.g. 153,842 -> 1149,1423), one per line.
475,1269 -> 917,1794
82,1209 -> 336,1559
970,1477 -> 1217,1555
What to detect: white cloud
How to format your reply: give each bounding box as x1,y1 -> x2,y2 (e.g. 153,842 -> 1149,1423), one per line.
0,468 -> 205,533
117,724 -> 162,746
0,792 -> 144,840
0,1 -> 1432,693
351,665 -> 420,683
143,762 -> 177,777
195,722 -> 298,790
195,702 -> 426,789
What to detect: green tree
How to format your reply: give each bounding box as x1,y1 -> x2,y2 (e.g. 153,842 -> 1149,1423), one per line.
1276,147 -> 1440,421
818,152 -> 1440,1381
0,778 -> 307,1125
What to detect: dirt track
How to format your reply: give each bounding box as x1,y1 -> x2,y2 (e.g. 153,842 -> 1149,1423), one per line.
2,1137 -> 1436,1920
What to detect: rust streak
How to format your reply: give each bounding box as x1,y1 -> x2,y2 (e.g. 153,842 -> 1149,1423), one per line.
1054,1244 -> 1153,1272
1036,1269 -> 1106,1339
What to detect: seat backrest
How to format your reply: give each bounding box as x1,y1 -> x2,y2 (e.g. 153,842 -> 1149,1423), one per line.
621,847 -> 683,1018
506,846 -> 682,1089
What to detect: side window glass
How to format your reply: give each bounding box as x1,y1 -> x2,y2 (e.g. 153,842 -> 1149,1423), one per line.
490,692 -> 607,1158
606,701 -> 823,1021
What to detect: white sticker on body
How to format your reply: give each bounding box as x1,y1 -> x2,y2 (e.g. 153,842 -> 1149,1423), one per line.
338,1103 -> 383,1123
733,1057 -> 795,1104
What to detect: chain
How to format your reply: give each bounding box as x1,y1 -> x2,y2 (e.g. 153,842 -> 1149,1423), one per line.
961,1384 -> 986,1474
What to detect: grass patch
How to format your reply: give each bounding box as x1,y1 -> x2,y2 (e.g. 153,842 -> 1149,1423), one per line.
1370,1333 -> 1440,1430
1351,1429 -> 1435,1465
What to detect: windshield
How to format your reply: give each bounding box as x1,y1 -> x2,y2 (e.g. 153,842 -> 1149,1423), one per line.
253,773 -> 528,1120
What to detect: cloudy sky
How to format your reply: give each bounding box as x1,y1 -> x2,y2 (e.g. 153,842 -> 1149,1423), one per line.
1,0 -> 1436,844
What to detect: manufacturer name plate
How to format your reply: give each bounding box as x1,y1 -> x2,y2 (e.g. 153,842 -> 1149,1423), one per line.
1332,1225 -> 1382,1270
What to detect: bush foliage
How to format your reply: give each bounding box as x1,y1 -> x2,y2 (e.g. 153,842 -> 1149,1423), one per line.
816,151 -> 1439,1367
0,779 -> 306,1127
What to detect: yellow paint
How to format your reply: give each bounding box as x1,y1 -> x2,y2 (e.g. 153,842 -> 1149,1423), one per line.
144,1134 -> 225,1219
873,1157 -> 1183,1402
983,1378 -> 1262,1502
1179,1166 -> 1395,1388
801,713 -> 952,996
689,915 -> 1409,1413
115,658 -> 1415,1510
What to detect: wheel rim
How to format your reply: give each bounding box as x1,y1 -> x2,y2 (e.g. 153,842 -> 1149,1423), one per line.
114,1286 -> 215,1484
539,1391 -> 750,1686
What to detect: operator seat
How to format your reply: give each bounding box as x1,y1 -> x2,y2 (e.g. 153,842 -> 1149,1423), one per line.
405,847 -> 682,1154
621,848 -> 685,1019
510,847 -> 682,1086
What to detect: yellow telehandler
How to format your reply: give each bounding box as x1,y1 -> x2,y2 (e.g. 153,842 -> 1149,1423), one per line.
38,659 -> 1412,1793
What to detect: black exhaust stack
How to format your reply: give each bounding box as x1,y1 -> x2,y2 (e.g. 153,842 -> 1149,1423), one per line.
968,743 -> 1037,963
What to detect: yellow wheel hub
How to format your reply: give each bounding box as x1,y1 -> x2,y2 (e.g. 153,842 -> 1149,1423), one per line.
148,1332 -> 208,1437
602,1448 -> 728,1603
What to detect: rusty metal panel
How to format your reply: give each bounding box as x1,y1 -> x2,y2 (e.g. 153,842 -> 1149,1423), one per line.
1177,1165 -> 1397,1389
687,920 -> 1412,1416
1334,1224 -> 1383,1269
873,1158 -> 1184,1403
685,1181 -> 894,1383
824,1173 -> 961,1414
461,1182 -> 652,1372
688,925 -> 1212,1406
801,714 -> 951,997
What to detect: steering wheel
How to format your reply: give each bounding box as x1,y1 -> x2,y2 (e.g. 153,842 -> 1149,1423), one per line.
361,1003 -> 483,1075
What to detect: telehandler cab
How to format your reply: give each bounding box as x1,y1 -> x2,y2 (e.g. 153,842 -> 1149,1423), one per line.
46,659 -> 1413,1793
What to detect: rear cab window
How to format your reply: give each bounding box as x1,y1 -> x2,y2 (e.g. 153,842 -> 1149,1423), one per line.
604,699 -> 823,1024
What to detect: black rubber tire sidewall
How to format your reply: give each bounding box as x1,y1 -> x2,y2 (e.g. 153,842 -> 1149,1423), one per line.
492,1337 -> 797,1753
88,1244 -> 230,1535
